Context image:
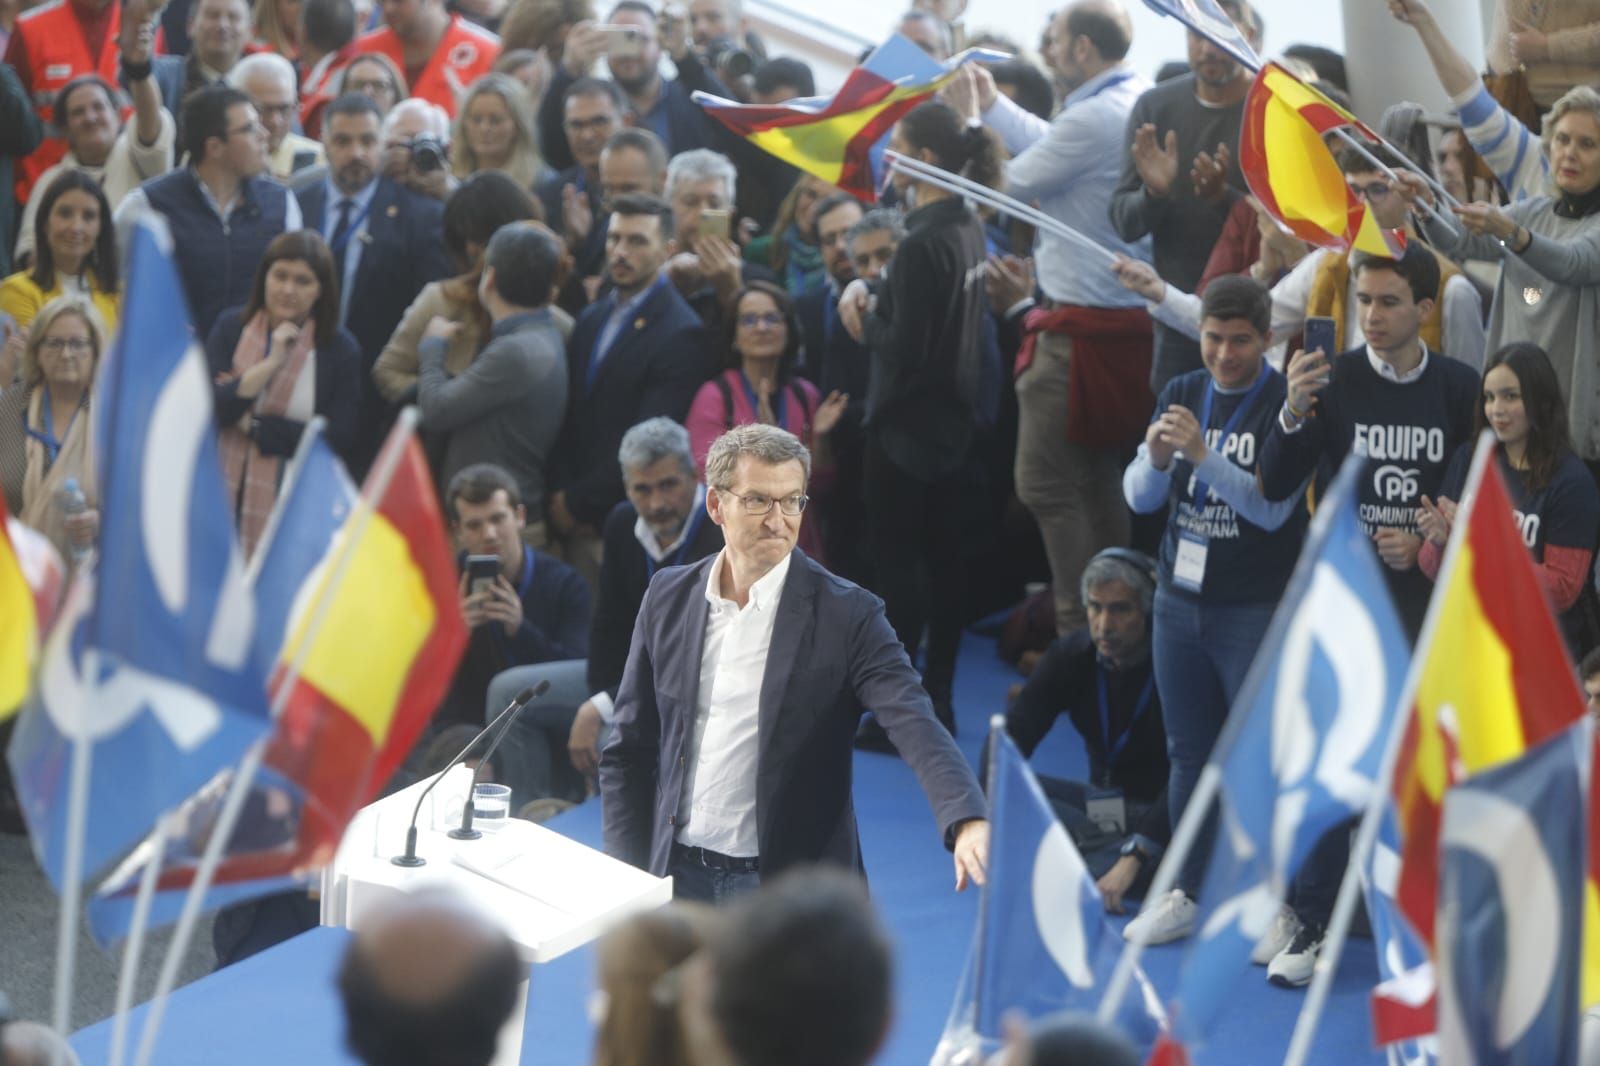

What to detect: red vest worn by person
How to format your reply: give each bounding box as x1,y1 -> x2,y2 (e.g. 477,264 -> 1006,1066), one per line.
9,0 -> 123,203
351,14 -> 498,117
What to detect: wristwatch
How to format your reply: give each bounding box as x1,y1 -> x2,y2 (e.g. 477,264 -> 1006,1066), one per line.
1120,838 -> 1150,864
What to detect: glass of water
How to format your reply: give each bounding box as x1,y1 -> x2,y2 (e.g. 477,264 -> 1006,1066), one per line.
472,783 -> 512,832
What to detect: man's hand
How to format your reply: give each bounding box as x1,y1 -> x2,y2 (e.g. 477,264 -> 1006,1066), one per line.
1190,142 -> 1232,202
562,20 -> 608,77
984,253 -> 1034,315
838,278 -> 872,342
458,572 -> 490,628
1097,854 -> 1142,914
954,818 -> 990,891
1386,0 -> 1435,27
479,576 -> 524,637
694,235 -> 744,307
423,316 -> 462,342
119,0 -> 158,61
1111,253 -> 1166,302
562,183 -> 594,248
568,700 -> 604,778
1374,527 -> 1423,571
944,64 -> 996,121
1145,416 -> 1177,471
1154,404 -> 1208,465
1510,19 -> 1550,64
657,3 -> 691,61
1284,347 -> 1331,417
1131,123 -> 1180,198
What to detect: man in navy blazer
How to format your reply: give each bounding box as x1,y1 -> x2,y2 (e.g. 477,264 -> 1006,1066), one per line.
296,92 -> 451,474
600,424 -> 990,902
550,193 -> 714,581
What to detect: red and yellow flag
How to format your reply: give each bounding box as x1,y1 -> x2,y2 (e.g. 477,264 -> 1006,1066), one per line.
1239,62 -> 1406,259
0,498 -> 64,719
1392,448 -> 1591,996
263,429 -> 468,866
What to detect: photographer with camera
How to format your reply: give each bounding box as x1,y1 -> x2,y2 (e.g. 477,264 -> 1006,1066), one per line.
380,97 -> 457,201
297,92 -> 452,475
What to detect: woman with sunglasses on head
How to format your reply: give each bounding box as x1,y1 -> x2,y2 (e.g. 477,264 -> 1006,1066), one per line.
0,295 -> 107,562
686,280 -> 847,563
1418,341 -> 1600,654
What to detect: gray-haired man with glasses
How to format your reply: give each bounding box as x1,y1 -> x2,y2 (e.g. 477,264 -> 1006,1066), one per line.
600,423 -> 990,903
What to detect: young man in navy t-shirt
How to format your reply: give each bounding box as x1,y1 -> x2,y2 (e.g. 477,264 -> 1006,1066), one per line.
1120,275 -> 1310,949
1254,244 -> 1478,987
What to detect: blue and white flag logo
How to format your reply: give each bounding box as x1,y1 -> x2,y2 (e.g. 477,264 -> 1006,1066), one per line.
1140,0 -> 1261,71
1436,726 -> 1586,1066
1169,455 -> 1411,1041
5,218 -> 273,888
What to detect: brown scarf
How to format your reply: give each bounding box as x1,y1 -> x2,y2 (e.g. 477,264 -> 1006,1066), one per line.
216,312 -> 317,557
21,385 -> 96,563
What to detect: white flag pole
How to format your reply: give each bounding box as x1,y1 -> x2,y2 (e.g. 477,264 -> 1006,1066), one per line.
132,410 -> 419,1066
1281,431 -> 1497,1066
107,812 -> 175,1066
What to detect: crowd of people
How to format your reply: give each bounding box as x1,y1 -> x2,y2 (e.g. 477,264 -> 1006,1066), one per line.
6,0 -> 1600,1053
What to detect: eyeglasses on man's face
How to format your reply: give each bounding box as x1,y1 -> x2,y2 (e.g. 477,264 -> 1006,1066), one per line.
722,490 -> 809,516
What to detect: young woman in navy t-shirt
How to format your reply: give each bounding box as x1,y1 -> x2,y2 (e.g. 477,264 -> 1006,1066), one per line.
1419,342 -> 1600,654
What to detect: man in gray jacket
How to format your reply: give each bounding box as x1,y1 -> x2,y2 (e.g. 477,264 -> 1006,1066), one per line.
418,222 -> 568,545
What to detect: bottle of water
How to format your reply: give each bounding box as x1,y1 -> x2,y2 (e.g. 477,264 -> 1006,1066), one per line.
57,477 -> 91,566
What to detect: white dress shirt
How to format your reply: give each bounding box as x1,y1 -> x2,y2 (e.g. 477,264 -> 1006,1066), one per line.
675,549 -> 792,857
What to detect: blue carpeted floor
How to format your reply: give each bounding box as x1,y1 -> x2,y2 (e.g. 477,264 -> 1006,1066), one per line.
72,631 -> 1386,1066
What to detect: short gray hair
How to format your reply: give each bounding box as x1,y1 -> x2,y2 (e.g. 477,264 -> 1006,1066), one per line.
846,207 -> 906,247
382,97 -> 452,143
228,52 -> 298,97
1080,553 -> 1155,616
665,148 -> 737,206
617,417 -> 694,477
704,424 -> 811,490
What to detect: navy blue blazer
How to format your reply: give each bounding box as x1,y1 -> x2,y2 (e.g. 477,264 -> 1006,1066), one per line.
553,278 -> 713,526
599,548 -> 987,879
296,177 -> 451,469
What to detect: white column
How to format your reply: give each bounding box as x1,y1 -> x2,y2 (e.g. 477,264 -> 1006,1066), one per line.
1341,0 -> 1489,125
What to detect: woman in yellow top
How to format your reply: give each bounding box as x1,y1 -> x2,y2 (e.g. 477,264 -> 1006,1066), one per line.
0,171 -> 122,347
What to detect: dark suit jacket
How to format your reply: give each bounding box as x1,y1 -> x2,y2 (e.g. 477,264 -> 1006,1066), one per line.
599,548 -> 987,879
297,176 -> 451,471
553,278 -> 712,526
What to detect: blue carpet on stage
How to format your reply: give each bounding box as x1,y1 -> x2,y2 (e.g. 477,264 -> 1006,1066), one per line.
71,632 -> 1386,1066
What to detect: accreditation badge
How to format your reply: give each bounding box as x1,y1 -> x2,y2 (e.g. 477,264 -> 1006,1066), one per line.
1173,531 -> 1208,594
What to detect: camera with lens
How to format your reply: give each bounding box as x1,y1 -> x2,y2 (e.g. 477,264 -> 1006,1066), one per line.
703,36 -> 756,81
409,132 -> 447,173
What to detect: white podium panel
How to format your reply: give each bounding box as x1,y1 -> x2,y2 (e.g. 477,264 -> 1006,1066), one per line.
320,767 -> 673,1066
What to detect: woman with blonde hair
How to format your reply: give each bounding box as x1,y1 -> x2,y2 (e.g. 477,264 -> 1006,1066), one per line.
251,0 -> 302,58
590,903 -> 718,1066
498,0 -> 593,59
0,295 -> 106,561
452,73 -> 545,189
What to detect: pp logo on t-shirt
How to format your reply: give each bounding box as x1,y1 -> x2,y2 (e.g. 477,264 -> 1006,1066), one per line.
1372,464 -> 1420,503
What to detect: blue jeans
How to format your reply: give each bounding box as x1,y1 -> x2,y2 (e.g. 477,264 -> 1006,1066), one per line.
484,659 -> 594,808
1153,589 -> 1275,897
669,845 -> 762,904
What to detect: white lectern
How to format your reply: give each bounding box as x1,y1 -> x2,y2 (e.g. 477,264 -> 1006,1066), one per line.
322,767 -> 673,1066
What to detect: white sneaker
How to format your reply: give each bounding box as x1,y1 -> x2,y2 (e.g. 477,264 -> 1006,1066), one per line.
1267,923 -> 1325,987
1250,905 -> 1302,966
1122,889 -> 1197,945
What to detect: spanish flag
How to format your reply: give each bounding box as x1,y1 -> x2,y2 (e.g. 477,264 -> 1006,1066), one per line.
693,34 -> 1006,202
265,421 -> 468,863
0,497 -> 63,719
1239,62 -> 1405,259
1392,439 -> 1590,996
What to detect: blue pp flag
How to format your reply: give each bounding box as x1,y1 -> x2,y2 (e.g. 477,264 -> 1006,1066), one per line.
1364,805 -> 1439,1065
5,218 -> 273,889
84,426 -> 356,944
932,726 -> 1164,1062
1140,0 -> 1261,71
1167,454 -> 1411,1043
1435,725 -> 1587,1066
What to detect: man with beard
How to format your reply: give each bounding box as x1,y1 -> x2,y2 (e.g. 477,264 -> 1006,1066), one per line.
296,91 -> 451,473
549,193 -> 713,586
1109,0 -> 1260,393
537,0 -> 729,170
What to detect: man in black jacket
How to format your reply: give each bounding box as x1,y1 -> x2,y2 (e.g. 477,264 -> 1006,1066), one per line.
549,193 -> 714,586
297,92 -> 452,475
995,548 -> 1168,914
487,418 -> 722,803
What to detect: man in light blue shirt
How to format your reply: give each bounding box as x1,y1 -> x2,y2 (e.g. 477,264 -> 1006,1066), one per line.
948,0 -> 1156,638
